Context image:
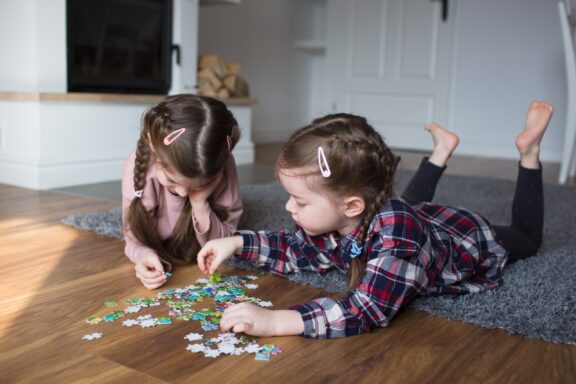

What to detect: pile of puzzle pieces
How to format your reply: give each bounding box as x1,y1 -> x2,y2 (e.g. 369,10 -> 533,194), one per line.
83,274 -> 282,361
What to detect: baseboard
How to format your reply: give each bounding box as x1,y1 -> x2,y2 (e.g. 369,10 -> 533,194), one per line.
0,158 -> 126,190
0,160 -> 41,190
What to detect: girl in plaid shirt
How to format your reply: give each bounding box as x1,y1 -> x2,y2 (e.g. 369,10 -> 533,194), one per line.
198,101 -> 553,339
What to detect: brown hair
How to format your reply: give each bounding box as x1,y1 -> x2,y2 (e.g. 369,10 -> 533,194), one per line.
126,94 -> 240,268
277,113 -> 399,291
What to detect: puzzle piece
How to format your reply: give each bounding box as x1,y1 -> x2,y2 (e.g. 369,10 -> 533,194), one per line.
82,332 -> 103,341
184,332 -> 203,341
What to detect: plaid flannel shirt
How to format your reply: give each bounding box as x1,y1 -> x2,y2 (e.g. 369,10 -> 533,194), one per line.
236,196 -> 508,339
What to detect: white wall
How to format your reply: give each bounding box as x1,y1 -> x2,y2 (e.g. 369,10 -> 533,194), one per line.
0,0 -> 39,91
199,0 -> 567,162
199,0 -> 297,143
451,0 -> 565,161
36,0 -> 67,92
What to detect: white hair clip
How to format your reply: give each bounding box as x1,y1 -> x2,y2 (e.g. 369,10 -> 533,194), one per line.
317,146 -> 331,178
134,189 -> 144,198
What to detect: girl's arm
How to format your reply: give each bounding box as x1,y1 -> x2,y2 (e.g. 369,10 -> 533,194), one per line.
216,233 -> 425,339
291,245 -> 425,338
193,156 -> 244,245
201,210 -> 426,339
291,215 -> 429,339
236,227 -> 336,277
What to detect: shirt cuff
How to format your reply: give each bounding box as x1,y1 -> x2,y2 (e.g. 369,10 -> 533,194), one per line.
235,230 -> 260,262
290,302 -> 327,339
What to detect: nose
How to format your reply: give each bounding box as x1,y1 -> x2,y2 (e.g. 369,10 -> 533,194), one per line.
174,185 -> 188,197
285,197 -> 296,214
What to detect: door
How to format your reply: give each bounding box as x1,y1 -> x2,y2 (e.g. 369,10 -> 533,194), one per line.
327,0 -> 454,150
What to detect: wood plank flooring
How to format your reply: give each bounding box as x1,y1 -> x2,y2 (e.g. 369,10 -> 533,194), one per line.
1,182 -> 575,384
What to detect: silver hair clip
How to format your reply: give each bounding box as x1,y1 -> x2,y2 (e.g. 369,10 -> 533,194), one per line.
134,189 -> 144,198
317,146 -> 331,178
163,127 -> 186,145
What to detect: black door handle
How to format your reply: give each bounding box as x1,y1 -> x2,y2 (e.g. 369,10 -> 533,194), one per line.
172,44 -> 181,66
431,0 -> 449,22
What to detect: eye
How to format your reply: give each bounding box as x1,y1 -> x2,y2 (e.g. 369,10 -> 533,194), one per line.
296,202 -> 306,208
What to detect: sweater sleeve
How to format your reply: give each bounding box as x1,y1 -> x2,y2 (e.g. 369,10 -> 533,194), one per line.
194,155 -> 244,246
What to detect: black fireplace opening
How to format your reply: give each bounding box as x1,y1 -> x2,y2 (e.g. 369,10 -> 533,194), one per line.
66,0 -> 173,95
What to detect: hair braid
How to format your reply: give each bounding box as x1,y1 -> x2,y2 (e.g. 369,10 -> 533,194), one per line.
347,191 -> 388,290
126,128 -> 172,269
347,136 -> 400,291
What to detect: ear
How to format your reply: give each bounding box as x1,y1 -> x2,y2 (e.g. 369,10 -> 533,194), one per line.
343,196 -> 365,218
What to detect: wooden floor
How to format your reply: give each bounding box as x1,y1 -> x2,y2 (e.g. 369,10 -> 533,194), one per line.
1,179 -> 575,382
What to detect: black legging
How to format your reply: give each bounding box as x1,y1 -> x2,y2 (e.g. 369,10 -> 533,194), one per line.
401,158 -> 544,262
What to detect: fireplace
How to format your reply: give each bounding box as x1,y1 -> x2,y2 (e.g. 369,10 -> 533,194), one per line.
66,0 -> 173,95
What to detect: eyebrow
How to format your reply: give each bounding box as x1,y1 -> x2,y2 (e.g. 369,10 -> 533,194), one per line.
290,193 -> 307,202
191,180 -> 212,189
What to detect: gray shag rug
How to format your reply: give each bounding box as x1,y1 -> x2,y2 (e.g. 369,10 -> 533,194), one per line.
61,172 -> 576,345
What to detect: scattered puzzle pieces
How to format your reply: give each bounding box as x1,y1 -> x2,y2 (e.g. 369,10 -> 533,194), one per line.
82,274 -> 282,361
184,332 -> 282,360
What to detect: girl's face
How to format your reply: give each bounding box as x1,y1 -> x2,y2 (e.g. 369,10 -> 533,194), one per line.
155,162 -> 217,198
278,169 -> 360,236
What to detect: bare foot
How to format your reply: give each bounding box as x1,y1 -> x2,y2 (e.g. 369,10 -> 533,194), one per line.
425,122 -> 460,167
516,101 -> 554,169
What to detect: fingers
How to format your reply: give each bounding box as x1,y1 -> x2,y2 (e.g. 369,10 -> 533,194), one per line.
147,256 -> 165,274
141,279 -> 165,290
197,246 -> 211,274
220,315 -> 254,335
232,322 -> 250,334
135,261 -> 164,278
197,251 -> 216,275
222,301 -> 251,315
197,243 -> 222,275
135,263 -> 167,289
220,303 -> 254,326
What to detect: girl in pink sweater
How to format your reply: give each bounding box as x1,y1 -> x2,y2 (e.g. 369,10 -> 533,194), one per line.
122,94 -> 243,289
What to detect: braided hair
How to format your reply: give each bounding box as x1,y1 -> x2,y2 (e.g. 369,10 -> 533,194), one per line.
126,94 -> 240,268
278,113 -> 399,290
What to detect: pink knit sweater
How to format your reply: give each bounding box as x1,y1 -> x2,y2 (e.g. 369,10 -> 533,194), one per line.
121,151 -> 243,263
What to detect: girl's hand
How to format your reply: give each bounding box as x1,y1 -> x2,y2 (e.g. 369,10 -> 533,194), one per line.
220,303 -> 305,337
188,172 -> 223,206
197,236 -> 244,275
134,251 -> 167,290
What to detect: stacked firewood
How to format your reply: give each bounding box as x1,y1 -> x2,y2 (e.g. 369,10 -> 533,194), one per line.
197,55 -> 250,98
